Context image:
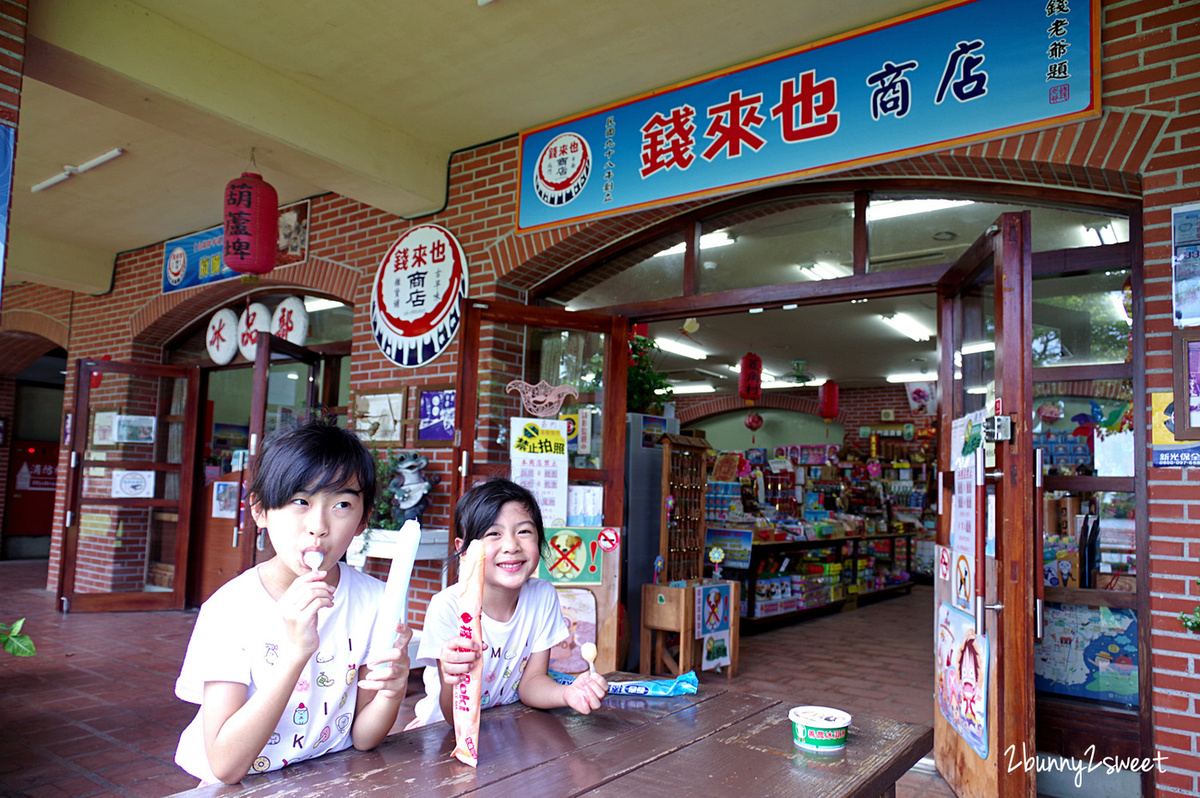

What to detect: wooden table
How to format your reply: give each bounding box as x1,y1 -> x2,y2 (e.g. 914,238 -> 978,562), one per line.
171,677 -> 932,798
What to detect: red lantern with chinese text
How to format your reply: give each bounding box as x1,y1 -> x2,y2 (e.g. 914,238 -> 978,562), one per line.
818,380 -> 839,422
739,352 -> 763,405
744,410 -> 763,443
223,172 -> 278,275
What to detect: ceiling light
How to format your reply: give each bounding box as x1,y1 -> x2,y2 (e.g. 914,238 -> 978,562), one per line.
654,337 -> 707,360
799,257 -> 850,281
866,199 -> 973,222
782,304 -> 798,310
727,364 -> 776,379
749,307 -> 764,314
304,297 -> 343,312
966,386 -> 989,395
30,147 -> 126,193
886,372 -> 938,383
654,231 -> 736,257
880,312 -> 932,341
661,383 -> 714,395
960,341 -> 994,355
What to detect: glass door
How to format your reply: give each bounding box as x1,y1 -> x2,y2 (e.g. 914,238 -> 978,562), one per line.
59,359 -> 199,612
935,212 -> 1036,796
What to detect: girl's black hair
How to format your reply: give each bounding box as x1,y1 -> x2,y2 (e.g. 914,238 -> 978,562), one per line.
454,478 -> 547,557
249,419 -> 377,522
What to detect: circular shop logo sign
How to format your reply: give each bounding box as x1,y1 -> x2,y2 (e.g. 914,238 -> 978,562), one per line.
533,132 -> 591,207
119,472 -> 147,495
166,247 -> 188,286
370,224 -> 469,368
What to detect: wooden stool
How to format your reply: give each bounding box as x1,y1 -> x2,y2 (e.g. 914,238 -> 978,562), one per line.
640,581 -> 739,679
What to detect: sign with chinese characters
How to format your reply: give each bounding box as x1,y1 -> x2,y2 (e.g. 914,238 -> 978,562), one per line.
510,417 -> 569,525
517,0 -> 1098,232
161,200 -> 312,294
370,224 -> 469,367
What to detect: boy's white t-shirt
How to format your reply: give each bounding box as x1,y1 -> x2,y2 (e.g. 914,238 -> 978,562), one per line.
413,577 -> 568,726
174,563 -> 386,783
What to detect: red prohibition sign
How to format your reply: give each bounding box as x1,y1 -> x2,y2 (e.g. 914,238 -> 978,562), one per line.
597,527 -> 620,553
549,538 -> 583,572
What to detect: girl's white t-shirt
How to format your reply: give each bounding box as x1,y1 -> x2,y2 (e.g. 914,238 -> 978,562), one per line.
174,563 -> 385,783
412,577 -> 568,726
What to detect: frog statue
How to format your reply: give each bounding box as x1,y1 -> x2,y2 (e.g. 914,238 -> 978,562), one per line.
386,451 -> 441,525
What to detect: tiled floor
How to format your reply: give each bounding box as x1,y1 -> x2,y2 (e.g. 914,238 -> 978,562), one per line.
0,560 -> 952,797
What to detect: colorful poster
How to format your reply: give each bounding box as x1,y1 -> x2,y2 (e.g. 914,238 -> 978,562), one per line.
936,602 -> 990,759
1172,201 -> 1200,326
949,409 -> 985,554
1152,391 -> 1200,466
518,0 -> 1098,232
1034,604 -> 1138,705
705,526 -> 753,570
537,526 -> 606,586
702,631 -> 733,671
694,582 -> 732,638
511,417 -> 569,524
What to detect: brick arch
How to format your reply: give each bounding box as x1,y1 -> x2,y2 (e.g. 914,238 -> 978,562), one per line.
130,257 -> 361,348
493,108 -> 1155,290
0,309 -> 69,349
677,392 -> 846,426
0,330 -> 64,378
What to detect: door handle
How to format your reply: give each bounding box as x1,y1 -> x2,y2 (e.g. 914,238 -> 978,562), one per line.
974,447 -> 988,635
1034,449 -> 1045,640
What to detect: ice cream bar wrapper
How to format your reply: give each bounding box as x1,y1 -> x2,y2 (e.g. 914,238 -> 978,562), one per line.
452,539 -> 485,767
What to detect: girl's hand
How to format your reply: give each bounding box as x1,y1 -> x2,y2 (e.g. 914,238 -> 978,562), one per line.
562,671 -> 607,714
278,569 -> 334,658
439,633 -> 480,686
360,623 -> 413,699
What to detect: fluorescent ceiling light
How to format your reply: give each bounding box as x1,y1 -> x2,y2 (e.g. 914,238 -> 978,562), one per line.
726,364 -> 777,379
655,231 -> 735,257
661,383 -> 714,395
654,337 -> 707,360
966,386 -> 989,395
304,297 -> 343,312
31,147 -> 126,193
886,372 -> 938,383
960,341 -> 994,355
866,199 -> 973,222
799,260 -> 850,281
880,312 -> 932,342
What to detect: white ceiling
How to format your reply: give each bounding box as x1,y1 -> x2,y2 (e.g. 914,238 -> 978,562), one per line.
11,0 -> 931,293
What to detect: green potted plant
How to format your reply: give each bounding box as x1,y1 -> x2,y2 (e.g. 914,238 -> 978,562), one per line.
627,334 -> 673,415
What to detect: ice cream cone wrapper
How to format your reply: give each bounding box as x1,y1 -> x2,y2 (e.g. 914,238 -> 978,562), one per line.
452,539 -> 485,767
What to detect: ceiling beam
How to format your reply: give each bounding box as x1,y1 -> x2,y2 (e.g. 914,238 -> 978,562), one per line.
25,0 -> 447,218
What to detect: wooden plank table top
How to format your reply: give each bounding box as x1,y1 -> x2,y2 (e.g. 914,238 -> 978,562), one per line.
171,676 -> 932,798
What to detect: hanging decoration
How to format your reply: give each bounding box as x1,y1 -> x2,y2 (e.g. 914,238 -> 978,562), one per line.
237,302 -> 271,361
206,308 -> 239,365
739,352 -> 763,405
818,380 -> 839,422
744,410 -> 763,444
223,164 -> 279,276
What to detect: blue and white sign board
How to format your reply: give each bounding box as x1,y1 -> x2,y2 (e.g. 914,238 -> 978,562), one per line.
162,224 -> 236,294
518,0 -> 1099,232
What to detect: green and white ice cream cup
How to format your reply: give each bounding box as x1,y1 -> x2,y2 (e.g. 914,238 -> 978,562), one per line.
790,706 -> 851,752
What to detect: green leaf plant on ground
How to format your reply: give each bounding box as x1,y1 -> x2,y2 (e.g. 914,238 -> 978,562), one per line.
1181,579 -> 1200,633
1,618 -> 35,657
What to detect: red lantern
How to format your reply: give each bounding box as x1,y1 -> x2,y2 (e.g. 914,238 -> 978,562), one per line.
744,410 -> 763,444
739,352 -> 763,405
223,172 -> 278,275
818,380 -> 839,421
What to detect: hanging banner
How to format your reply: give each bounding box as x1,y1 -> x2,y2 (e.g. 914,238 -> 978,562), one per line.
370,223 -> 469,367
510,417 -> 569,525
517,0 -> 1099,232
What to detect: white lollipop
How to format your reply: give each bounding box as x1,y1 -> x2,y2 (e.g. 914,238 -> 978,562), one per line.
581,642 -> 597,676
303,551 -> 323,571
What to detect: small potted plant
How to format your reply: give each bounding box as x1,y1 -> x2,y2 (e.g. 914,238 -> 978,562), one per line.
627,334 -> 673,414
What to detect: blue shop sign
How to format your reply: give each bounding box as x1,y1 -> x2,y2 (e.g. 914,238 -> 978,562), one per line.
162,225 -> 237,294
518,0 -> 1098,232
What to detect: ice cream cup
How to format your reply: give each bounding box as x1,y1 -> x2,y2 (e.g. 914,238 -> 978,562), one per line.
790,705 -> 851,752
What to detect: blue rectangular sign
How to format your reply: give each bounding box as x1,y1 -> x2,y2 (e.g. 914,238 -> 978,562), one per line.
162,224 -> 237,294
518,0 -> 1098,232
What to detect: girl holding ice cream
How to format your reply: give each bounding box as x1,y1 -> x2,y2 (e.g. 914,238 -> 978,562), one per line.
411,478 -> 607,727
174,420 -> 411,785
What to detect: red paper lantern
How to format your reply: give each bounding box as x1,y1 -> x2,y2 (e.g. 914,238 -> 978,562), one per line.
739,352 -> 763,405
818,380 -> 839,421
744,411 -> 764,431
223,172 -> 278,275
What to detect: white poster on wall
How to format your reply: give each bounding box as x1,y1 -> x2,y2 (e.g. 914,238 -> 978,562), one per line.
1172,201 -> 1200,327
509,417 -> 569,526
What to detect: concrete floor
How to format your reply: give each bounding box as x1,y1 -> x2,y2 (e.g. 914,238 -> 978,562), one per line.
0,559 -> 953,797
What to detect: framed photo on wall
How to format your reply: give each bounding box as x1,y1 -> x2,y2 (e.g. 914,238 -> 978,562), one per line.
417,385 -> 455,447
1173,328 -> 1200,440
351,390 -> 407,443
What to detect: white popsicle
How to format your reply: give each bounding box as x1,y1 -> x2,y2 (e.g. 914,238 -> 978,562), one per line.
581,642 -> 597,676
303,550 -> 324,571
371,519 -> 422,656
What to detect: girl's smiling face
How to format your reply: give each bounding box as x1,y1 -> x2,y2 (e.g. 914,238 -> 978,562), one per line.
480,499 -> 542,598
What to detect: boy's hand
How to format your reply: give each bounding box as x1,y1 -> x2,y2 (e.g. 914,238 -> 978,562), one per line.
360,623 -> 413,699
562,671 -> 607,714
278,569 -> 334,658
439,633 -> 480,685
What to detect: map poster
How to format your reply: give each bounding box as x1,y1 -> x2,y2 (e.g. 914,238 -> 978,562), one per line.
936,602 -> 990,760
1034,603 -> 1138,705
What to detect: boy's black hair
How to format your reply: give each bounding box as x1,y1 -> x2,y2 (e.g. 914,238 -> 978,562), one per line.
249,419 -> 377,523
454,478 -> 547,557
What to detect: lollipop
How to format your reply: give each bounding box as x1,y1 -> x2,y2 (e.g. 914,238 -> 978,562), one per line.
303,551 -> 323,571
581,642 -> 597,676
